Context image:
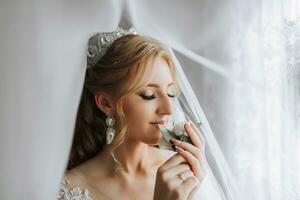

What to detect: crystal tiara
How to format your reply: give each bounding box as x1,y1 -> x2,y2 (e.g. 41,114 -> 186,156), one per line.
87,27 -> 138,68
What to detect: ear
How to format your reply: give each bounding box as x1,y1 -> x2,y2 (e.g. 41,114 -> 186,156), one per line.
94,94 -> 115,116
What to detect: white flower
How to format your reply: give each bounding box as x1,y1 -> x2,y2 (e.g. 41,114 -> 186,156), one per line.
172,121 -> 187,136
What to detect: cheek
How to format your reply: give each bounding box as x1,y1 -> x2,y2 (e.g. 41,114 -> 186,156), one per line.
125,102 -> 153,127
124,102 -> 148,120
123,100 -> 159,138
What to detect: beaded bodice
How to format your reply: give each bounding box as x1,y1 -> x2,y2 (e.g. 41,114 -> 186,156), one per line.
57,175 -> 94,200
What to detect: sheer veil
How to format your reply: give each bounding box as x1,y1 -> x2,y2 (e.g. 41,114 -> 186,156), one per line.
0,1 -> 242,199
119,1 -> 239,199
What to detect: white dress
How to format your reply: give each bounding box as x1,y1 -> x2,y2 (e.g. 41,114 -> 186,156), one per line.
57,175 -> 94,200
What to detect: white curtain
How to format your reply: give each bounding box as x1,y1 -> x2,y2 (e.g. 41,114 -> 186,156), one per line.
0,0 -> 299,199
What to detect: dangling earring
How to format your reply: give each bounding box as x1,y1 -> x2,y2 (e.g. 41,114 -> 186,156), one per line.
106,115 -> 115,144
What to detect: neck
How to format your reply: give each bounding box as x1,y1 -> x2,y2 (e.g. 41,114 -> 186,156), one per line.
99,139 -> 158,180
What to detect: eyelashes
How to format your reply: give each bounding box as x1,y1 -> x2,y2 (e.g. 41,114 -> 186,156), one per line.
140,93 -> 176,100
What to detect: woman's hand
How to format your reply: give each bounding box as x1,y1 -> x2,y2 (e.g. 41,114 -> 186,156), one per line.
153,154 -> 200,200
170,122 -> 209,199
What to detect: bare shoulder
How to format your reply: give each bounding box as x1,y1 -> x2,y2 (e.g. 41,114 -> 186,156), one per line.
60,165 -> 112,200
64,155 -> 103,186
58,168 -> 96,200
64,168 -> 87,189
59,168 -> 91,194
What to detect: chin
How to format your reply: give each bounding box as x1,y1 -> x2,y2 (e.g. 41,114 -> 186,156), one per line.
149,131 -> 162,145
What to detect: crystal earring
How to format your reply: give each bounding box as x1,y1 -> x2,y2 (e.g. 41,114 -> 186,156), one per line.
106,115 -> 115,144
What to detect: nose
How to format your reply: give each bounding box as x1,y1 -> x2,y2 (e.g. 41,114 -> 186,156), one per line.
157,94 -> 173,116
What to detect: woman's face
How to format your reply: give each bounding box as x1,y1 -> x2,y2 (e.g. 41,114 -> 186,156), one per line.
122,57 -> 176,145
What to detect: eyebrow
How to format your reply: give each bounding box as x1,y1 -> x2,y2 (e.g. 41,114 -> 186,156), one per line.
146,82 -> 174,88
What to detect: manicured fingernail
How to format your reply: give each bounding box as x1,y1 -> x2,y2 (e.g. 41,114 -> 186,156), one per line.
170,138 -> 180,144
171,144 -> 176,150
176,146 -> 184,152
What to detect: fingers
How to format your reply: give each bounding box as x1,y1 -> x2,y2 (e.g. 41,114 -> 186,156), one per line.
159,153 -> 187,171
175,146 -> 204,180
170,138 -> 208,170
179,170 -> 194,181
187,183 -> 200,200
180,175 -> 200,199
190,122 -> 206,148
170,138 -> 202,160
167,164 -> 198,193
160,121 -> 208,194
163,163 -> 191,180
184,122 -> 203,148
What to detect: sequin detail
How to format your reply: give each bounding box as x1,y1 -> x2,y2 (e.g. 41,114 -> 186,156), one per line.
87,27 -> 138,68
57,175 -> 94,200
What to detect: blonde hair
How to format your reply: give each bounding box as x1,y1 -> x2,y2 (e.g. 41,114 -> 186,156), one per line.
67,34 -> 180,170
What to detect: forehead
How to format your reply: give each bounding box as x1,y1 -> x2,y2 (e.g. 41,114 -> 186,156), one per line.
146,57 -> 173,87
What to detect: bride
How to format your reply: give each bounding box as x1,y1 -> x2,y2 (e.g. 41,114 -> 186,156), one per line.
57,27 -> 211,200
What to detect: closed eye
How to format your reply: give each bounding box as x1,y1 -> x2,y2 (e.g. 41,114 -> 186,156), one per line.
140,93 -> 175,100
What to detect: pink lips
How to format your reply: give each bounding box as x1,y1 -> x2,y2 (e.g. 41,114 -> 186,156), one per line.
151,124 -> 159,128
150,121 -> 168,127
